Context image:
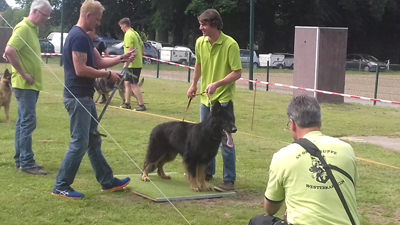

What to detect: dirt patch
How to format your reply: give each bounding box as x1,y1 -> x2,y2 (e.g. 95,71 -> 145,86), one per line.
340,136 -> 400,152
358,203 -> 400,225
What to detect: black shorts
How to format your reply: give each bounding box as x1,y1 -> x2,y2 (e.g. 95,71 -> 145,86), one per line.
124,68 -> 142,84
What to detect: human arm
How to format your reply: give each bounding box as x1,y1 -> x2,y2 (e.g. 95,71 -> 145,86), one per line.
72,51 -> 120,83
263,152 -> 286,216
264,198 -> 284,216
205,69 -> 241,94
187,62 -> 201,98
104,49 -> 109,57
4,45 -> 34,85
94,48 -> 136,69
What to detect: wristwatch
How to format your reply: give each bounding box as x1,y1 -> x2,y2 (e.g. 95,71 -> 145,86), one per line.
120,55 -> 124,62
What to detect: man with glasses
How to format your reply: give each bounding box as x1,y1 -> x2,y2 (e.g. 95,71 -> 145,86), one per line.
249,95 -> 360,225
4,0 -> 52,175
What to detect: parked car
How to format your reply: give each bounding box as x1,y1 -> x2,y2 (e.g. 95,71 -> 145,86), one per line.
147,40 -> 174,50
106,42 -> 159,64
39,39 -> 55,53
46,32 -> 68,53
273,52 -> 294,69
160,46 -> 196,65
346,54 -> 387,72
240,49 -> 259,68
98,36 -> 117,48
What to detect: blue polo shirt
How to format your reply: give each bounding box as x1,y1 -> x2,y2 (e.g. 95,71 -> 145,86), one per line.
63,26 -> 96,98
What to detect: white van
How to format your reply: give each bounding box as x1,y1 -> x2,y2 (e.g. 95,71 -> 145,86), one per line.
47,32 -> 68,53
160,46 -> 195,65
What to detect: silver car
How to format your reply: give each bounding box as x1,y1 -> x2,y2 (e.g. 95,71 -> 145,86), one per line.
240,49 -> 260,68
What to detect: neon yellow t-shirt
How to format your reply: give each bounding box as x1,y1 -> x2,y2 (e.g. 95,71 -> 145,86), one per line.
195,32 -> 242,106
265,131 -> 360,225
124,28 -> 143,69
7,17 -> 42,91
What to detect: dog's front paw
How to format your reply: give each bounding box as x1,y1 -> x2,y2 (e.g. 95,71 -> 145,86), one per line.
199,186 -> 213,192
160,174 -> 171,179
191,186 -> 200,192
141,175 -> 150,181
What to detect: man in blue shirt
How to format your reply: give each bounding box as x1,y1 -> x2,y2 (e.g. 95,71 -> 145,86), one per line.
52,0 -> 135,200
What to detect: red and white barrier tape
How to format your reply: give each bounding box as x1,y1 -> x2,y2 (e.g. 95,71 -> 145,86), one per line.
142,56 -> 194,69
241,78 -> 400,105
41,53 -> 62,56
39,53 -> 400,105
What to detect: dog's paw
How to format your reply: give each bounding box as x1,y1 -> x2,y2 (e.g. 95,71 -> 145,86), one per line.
191,187 -> 200,192
160,175 -> 171,179
199,186 -> 213,192
141,175 -> 150,182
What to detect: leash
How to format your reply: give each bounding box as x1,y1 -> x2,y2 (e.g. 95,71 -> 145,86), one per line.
182,92 -> 205,121
92,62 -> 131,137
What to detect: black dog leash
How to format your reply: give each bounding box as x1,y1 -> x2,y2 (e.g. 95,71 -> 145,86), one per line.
92,62 -> 131,137
182,92 -> 205,121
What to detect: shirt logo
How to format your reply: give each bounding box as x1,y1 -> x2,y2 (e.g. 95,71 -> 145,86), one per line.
309,155 -> 329,183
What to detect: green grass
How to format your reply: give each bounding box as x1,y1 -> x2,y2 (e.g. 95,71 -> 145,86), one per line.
0,63 -> 399,225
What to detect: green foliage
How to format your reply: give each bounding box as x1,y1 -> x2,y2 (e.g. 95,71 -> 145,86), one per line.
0,7 -> 29,27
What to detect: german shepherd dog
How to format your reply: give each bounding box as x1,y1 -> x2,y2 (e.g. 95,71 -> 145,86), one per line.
141,101 -> 236,192
94,77 -> 144,103
0,69 -> 12,123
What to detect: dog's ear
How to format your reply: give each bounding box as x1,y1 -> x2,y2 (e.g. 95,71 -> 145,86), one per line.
212,101 -> 222,114
4,69 -> 10,75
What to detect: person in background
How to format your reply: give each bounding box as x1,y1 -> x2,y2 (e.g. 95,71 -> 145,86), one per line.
118,17 -> 146,111
52,0 -> 136,200
248,95 -> 360,225
187,9 -> 242,192
4,0 -> 52,175
87,30 -> 109,104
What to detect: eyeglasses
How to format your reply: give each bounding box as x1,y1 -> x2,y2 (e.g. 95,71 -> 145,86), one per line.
286,119 -> 295,130
37,10 -> 51,20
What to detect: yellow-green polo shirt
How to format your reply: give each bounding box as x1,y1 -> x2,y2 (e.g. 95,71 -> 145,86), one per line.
195,32 -> 242,106
265,131 -> 360,225
7,17 -> 42,91
124,28 -> 143,68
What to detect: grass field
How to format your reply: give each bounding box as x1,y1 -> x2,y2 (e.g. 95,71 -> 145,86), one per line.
0,63 -> 399,225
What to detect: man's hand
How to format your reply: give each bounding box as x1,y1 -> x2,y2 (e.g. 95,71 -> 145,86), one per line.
122,49 -> 137,62
109,71 -> 121,83
21,73 -> 35,85
187,85 -> 197,99
205,82 -> 218,95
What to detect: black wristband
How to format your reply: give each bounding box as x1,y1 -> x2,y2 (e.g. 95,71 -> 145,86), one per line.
120,55 -> 124,62
107,71 -> 111,79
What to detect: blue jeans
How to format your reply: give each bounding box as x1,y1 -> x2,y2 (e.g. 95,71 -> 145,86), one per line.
54,97 -> 114,190
201,103 -> 236,183
13,89 -> 39,169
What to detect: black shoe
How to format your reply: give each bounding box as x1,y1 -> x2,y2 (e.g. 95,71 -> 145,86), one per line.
205,175 -> 213,182
20,167 -> 47,175
214,182 -> 235,192
120,103 -> 131,109
134,105 -> 146,111
15,164 -> 44,170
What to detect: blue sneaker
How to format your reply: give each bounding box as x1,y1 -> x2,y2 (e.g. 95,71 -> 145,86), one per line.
101,177 -> 131,192
52,188 -> 84,199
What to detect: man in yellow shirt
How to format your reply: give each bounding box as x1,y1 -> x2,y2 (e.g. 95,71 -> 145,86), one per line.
187,9 -> 242,191
118,17 -> 146,111
4,0 -> 52,175
249,95 -> 360,225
